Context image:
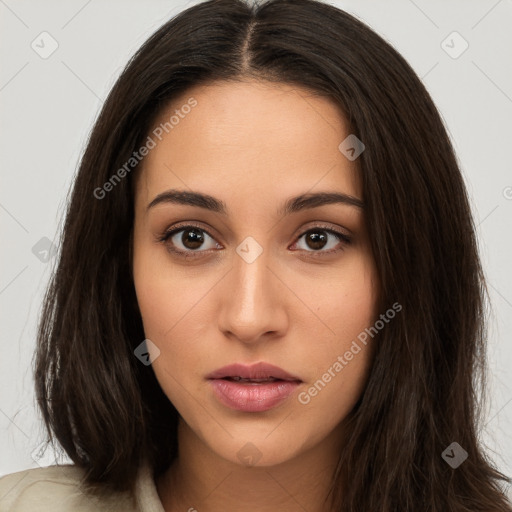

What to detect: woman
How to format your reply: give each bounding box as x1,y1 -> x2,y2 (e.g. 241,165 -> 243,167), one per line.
1,0 -> 510,510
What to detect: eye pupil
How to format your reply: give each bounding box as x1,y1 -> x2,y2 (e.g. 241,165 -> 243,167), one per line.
306,231 -> 327,250
182,228 -> 204,249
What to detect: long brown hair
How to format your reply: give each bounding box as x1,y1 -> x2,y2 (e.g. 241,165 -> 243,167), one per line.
34,0 -> 512,510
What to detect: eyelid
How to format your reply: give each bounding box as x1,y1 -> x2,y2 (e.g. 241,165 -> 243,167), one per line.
292,221 -> 352,241
155,221 -> 220,255
157,221 -> 351,257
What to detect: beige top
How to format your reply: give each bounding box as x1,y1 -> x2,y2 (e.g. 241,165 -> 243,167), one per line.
0,463 -> 166,512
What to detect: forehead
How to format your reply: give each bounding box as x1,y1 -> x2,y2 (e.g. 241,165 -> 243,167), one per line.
136,80 -> 362,207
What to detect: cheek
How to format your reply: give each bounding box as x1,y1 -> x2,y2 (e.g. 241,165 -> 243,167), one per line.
294,250 -> 379,352
293,253 -> 379,411
295,275 -> 377,421
132,237 -> 195,337
132,245 -> 215,392
132,267 -> 199,408
133,263 -> 198,354
295,343 -> 372,447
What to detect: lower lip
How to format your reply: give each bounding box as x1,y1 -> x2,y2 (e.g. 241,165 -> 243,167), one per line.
209,379 -> 301,412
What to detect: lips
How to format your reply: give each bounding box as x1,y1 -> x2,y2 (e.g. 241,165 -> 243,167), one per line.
206,362 -> 302,383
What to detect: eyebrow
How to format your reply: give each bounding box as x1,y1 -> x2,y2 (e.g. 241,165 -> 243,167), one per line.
146,189 -> 364,216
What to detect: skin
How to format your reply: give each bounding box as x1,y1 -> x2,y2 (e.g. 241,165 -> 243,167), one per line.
132,79 -> 381,512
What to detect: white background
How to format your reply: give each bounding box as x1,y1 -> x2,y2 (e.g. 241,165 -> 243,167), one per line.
1,0 -> 511,492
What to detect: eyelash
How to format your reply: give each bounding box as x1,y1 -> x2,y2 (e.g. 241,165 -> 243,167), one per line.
156,222 -> 352,260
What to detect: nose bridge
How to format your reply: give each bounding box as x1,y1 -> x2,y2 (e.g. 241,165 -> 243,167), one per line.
217,237 -> 287,343
231,239 -> 272,317
234,243 -> 268,309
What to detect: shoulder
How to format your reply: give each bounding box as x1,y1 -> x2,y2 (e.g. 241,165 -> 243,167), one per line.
0,465 -> 137,512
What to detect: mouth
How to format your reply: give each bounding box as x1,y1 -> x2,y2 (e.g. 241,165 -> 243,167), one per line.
206,362 -> 302,383
206,362 -> 302,412
220,376 -> 292,384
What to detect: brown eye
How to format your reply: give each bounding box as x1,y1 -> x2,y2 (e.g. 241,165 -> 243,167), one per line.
292,227 -> 351,254
160,225 -> 220,256
304,230 -> 328,250
177,227 -> 205,250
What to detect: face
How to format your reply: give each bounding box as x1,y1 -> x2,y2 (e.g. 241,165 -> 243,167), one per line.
132,79 -> 380,468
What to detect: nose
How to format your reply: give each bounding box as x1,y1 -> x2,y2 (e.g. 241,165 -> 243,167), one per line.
216,245 -> 289,345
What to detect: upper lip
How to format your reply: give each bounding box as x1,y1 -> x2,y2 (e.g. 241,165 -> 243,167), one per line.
206,362 -> 302,382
